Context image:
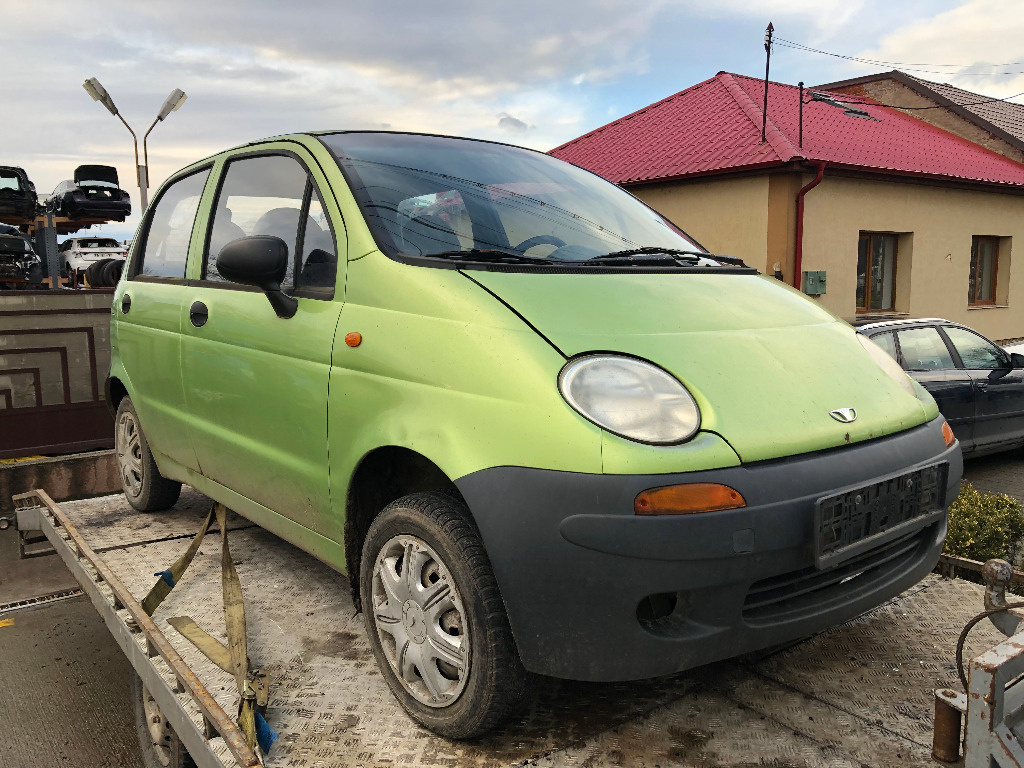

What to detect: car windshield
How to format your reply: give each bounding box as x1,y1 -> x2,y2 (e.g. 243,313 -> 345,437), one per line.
80,239 -> 120,248
80,180 -> 119,189
321,133 -> 707,265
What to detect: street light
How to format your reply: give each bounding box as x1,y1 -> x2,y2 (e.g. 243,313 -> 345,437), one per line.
82,78 -> 188,212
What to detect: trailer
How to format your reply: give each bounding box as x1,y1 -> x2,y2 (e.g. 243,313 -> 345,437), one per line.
8,482 -> 1019,768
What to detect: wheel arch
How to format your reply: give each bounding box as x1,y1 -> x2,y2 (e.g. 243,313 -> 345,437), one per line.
105,374 -> 130,417
344,445 -> 466,610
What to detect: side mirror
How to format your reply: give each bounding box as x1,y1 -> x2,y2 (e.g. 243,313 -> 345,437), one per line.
216,236 -> 298,318
1011,352 -> 1024,369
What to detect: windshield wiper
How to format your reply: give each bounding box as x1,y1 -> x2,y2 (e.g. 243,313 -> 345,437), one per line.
429,249 -> 570,265
587,247 -> 748,266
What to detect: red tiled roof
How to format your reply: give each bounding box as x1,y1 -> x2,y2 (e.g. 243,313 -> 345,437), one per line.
550,72 -> 1024,187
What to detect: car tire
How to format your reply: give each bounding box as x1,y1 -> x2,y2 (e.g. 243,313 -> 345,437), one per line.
115,397 -> 181,512
130,671 -> 197,768
84,259 -> 108,287
101,258 -> 121,286
360,491 -> 529,739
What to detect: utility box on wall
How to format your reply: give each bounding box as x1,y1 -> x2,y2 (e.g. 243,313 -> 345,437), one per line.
803,270 -> 827,296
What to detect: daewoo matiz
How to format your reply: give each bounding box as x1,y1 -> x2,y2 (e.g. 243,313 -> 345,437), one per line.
109,131 -> 962,738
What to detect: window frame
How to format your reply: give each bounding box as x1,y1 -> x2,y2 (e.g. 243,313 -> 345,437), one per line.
128,163 -> 214,283
199,148 -> 337,300
968,235 -> 1000,306
857,232 -> 899,313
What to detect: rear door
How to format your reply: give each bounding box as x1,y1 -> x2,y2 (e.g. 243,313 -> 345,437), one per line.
179,146 -> 343,535
116,166 -> 213,470
942,324 -> 1024,450
891,326 -> 976,451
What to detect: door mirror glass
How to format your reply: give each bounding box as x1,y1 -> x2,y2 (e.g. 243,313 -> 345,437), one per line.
216,236 -> 298,318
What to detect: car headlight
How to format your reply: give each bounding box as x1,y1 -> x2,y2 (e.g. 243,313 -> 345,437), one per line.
558,355 -> 701,445
857,333 -> 916,397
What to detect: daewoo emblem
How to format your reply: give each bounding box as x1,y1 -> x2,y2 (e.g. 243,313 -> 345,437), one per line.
829,408 -> 858,424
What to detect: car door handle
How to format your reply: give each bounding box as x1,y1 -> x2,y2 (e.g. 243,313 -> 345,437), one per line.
121,293 -> 131,314
975,381 -> 988,391
189,301 -> 209,328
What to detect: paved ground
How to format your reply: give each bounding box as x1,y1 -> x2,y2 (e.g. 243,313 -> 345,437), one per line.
0,520 -> 143,768
0,448 -> 1021,768
961,449 -> 1024,501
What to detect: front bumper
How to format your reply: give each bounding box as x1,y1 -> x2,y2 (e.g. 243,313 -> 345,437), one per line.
455,417 -> 961,681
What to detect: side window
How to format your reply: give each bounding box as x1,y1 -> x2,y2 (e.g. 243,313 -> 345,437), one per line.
296,186 -> 337,293
135,168 -> 211,279
895,327 -> 955,371
206,155 -> 307,285
868,331 -> 897,361
944,326 -> 1009,370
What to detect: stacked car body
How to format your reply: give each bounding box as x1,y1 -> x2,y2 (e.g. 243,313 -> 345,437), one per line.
0,233 -> 43,288
46,165 -> 131,222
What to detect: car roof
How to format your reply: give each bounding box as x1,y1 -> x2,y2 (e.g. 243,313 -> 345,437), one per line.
852,317 -> 950,332
167,130 -> 549,183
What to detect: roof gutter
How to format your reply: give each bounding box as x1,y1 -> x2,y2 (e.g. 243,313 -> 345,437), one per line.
794,161 -> 826,290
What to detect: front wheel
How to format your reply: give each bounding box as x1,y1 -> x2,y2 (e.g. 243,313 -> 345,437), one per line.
130,671 -> 196,768
360,492 -> 528,738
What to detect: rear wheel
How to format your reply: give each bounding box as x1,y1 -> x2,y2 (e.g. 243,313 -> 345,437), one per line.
131,671 -> 196,768
115,397 -> 181,511
360,491 -> 529,738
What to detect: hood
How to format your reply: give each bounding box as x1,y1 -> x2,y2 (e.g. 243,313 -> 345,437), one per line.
467,270 -> 932,462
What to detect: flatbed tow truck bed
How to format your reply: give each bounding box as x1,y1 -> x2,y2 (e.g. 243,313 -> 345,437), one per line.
13,486 -> 1005,767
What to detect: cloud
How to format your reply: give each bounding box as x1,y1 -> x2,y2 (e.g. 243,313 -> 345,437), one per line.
853,0 -> 1024,98
497,113 -> 531,133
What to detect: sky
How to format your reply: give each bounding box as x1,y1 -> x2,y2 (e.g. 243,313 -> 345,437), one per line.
3,0 -> 1024,241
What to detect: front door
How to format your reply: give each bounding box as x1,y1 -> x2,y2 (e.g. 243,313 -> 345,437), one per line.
943,325 -> 1024,451
179,150 -> 343,535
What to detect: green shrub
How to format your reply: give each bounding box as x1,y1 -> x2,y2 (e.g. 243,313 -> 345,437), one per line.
944,482 -> 1024,563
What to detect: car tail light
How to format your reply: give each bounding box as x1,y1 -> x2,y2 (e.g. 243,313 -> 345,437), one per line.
634,483 -> 746,515
942,420 -> 956,448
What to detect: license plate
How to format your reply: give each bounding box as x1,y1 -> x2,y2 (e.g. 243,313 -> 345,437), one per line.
815,462 -> 947,569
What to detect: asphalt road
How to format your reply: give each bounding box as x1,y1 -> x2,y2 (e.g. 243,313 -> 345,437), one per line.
0,522 -> 143,768
0,449 -> 1020,768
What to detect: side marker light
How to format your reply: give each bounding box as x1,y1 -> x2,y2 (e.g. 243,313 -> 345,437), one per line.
942,421 -> 956,448
345,332 -> 362,347
634,483 -> 746,515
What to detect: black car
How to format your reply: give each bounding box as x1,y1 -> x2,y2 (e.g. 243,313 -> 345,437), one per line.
47,164 -> 131,222
856,318 -> 1024,456
0,166 -> 39,223
0,234 -> 43,288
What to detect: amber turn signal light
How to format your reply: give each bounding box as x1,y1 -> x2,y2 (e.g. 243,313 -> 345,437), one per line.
345,332 -> 362,347
942,420 -> 956,448
634,483 -> 746,515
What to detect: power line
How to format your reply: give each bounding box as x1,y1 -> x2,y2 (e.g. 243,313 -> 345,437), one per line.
775,38 -> 1024,76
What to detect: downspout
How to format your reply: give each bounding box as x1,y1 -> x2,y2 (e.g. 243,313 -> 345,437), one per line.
794,161 -> 826,291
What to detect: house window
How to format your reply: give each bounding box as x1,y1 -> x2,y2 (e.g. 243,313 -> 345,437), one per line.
968,236 -> 999,305
857,233 -> 897,312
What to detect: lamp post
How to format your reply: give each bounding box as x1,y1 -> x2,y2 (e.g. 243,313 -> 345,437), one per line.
82,78 -> 187,212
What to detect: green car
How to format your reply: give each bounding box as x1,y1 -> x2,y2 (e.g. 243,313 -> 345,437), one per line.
108,131 -> 962,738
